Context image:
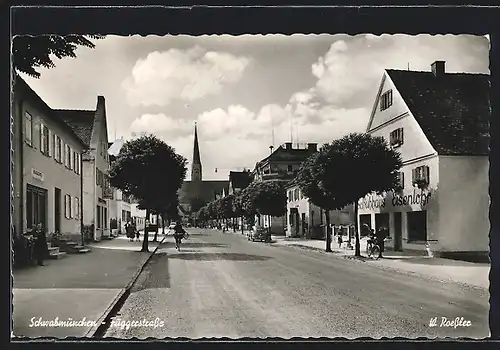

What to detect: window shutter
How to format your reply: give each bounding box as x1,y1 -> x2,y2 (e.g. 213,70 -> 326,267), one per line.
69,147 -> 74,170
39,124 -> 44,153
400,128 -> 404,143
411,168 -> 416,183
70,196 -> 74,219
48,129 -> 53,157
425,166 -> 430,183
64,195 -> 68,219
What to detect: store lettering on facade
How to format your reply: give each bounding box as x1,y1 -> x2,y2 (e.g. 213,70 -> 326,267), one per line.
392,189 -> 432,207
359,189 -> 432,210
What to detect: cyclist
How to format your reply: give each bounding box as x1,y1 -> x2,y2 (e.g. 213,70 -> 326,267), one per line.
173,222 -> 188,251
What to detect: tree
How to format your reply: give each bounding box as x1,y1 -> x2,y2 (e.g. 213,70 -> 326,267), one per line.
232,193 -> 246,234
12,35 -> 106,78
218,195 -> 235,232
296,132 -> 402,254
240,180 -> 288,231
109,135 -> 187,252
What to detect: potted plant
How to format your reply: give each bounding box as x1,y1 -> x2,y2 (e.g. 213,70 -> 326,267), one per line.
413,179 -> 428,190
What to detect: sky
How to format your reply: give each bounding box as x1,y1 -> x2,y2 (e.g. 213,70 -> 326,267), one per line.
21,34 -> 490,180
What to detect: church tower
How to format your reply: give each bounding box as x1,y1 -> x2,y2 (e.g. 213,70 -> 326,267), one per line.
191,122 -> 202,182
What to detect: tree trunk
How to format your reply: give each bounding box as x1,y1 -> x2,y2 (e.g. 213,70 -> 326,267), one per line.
141,209 -> 150,252
354,201 -> 361,257
153,214 -> 159,242
240,216 -> 244,234
233,217 -> 236,232
325,210 -> 332,252
161,215 -> 165,234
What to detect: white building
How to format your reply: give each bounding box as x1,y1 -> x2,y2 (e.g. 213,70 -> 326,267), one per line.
12,76 -> 86,241
58,96 -> 112,241
107,138 -> 131,234
286,182 -> 355,239
358,61 -> 490,261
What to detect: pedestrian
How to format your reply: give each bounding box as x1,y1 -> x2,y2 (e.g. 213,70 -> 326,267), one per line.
125,221 -> 134,242
377,227 -> 388,255
173,222 -> 187,251
134,220 -> 140,242
337,233 -> 343,249
33,223 -> 47,266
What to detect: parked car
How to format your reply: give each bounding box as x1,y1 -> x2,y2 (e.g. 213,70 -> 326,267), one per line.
247,226 -> 271,243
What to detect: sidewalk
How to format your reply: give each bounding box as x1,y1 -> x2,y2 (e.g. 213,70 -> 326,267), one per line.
270,236 -> 490,290
12,232 -> 164,338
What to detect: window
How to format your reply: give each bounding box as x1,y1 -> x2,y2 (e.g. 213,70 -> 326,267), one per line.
380,90 -> 393,111
73,151 -> 78,174
74,197 -> 80,220
25,112 -> 33,146
104,207 -> 108,228
396,172 -> 404,189
407,210 -> 427,242
390,128 -> 404,147
40,124 -> 50,155
287,165 -> 293,172
26,185 -> 47,230
122,210 -> 127,221
294,188 -> 299,201
412,165 -> 430,185
64,194 -> 72,219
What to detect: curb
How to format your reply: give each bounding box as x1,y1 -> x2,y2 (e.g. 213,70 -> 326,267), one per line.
85,234 -> 167,338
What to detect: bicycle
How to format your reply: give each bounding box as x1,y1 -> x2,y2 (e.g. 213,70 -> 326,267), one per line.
366,237 -> 382,260
174,231 -> 189,251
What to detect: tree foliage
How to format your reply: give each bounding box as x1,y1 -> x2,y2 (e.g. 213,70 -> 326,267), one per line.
217,195 -> 235,219
109,135 -> 187,251
297,132 -> 402,210
12,35 -> 106,78
240,180 -> 288,218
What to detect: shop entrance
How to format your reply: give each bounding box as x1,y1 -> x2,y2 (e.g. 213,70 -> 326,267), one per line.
407,210 -> 428,242
359,214 -> 372,237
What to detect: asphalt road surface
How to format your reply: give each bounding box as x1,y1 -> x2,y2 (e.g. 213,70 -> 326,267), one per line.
104,228 -> 489,339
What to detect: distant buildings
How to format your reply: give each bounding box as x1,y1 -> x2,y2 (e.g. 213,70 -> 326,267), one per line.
178,123 -> 229,219
358,61 -> 490,261
286,181 -> 354,239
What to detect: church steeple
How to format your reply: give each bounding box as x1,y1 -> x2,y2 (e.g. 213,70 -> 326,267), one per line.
191,122 -> 202,182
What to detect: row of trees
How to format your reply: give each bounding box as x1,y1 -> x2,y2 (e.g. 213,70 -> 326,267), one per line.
196,133 -> 403,257
109,135 -> 187,252
195,180 -> 288,234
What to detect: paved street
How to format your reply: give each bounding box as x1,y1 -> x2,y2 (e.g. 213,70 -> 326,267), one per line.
104,228 -> 489,339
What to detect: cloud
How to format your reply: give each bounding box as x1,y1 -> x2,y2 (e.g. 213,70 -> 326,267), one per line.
311,34 -> 490,109
129,114 -> 194,138
122,46 -> 251,107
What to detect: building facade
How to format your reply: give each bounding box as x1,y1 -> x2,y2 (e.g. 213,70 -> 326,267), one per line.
358,61 -> 490,260
58,97 -> 112,241
286,182 -> 354,239
107,140 -> 131,234
251,142 -> 318,234
12,77 -> 87,240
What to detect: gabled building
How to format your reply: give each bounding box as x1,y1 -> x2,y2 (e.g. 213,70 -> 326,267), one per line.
251,142 -> 318,234
252,142 -> 318,182
57,97 -> 113,241
286,181 -> 355,239
12,76 -> 87,242
228,170 -> 252,195
358,61 -> 490,261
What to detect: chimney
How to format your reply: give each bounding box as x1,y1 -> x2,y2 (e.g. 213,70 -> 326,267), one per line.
431,61 -> 445,77
285,142 -> 293,151
307,143 -> 318,152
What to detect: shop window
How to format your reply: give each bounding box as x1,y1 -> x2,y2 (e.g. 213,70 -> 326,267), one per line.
407,210 -> 427,242
380,90 -> 393,111
390,128 -> 404,147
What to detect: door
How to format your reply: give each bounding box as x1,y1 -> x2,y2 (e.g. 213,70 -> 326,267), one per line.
359,214 -> 372,237
394,212 -> 403,251
54,188 -> 61,233
26,185 -> 48,232
375,213 -> 390,236
301,213 -> 306,236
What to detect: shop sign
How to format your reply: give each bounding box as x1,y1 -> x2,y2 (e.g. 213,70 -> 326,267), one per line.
392,188 -> 432,207
31,168 -> 44,182
358,194 -> 386,210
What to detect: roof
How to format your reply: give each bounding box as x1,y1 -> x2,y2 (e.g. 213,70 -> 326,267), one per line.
55,109 -> 96,147
13,76 -> 88,149
178,180 -> 230,205
386,69 -> 490,156
229,171 -> 252,190
255,144 -> 316,169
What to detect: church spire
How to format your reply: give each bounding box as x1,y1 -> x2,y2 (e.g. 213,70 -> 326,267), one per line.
191,122 -> 202,182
